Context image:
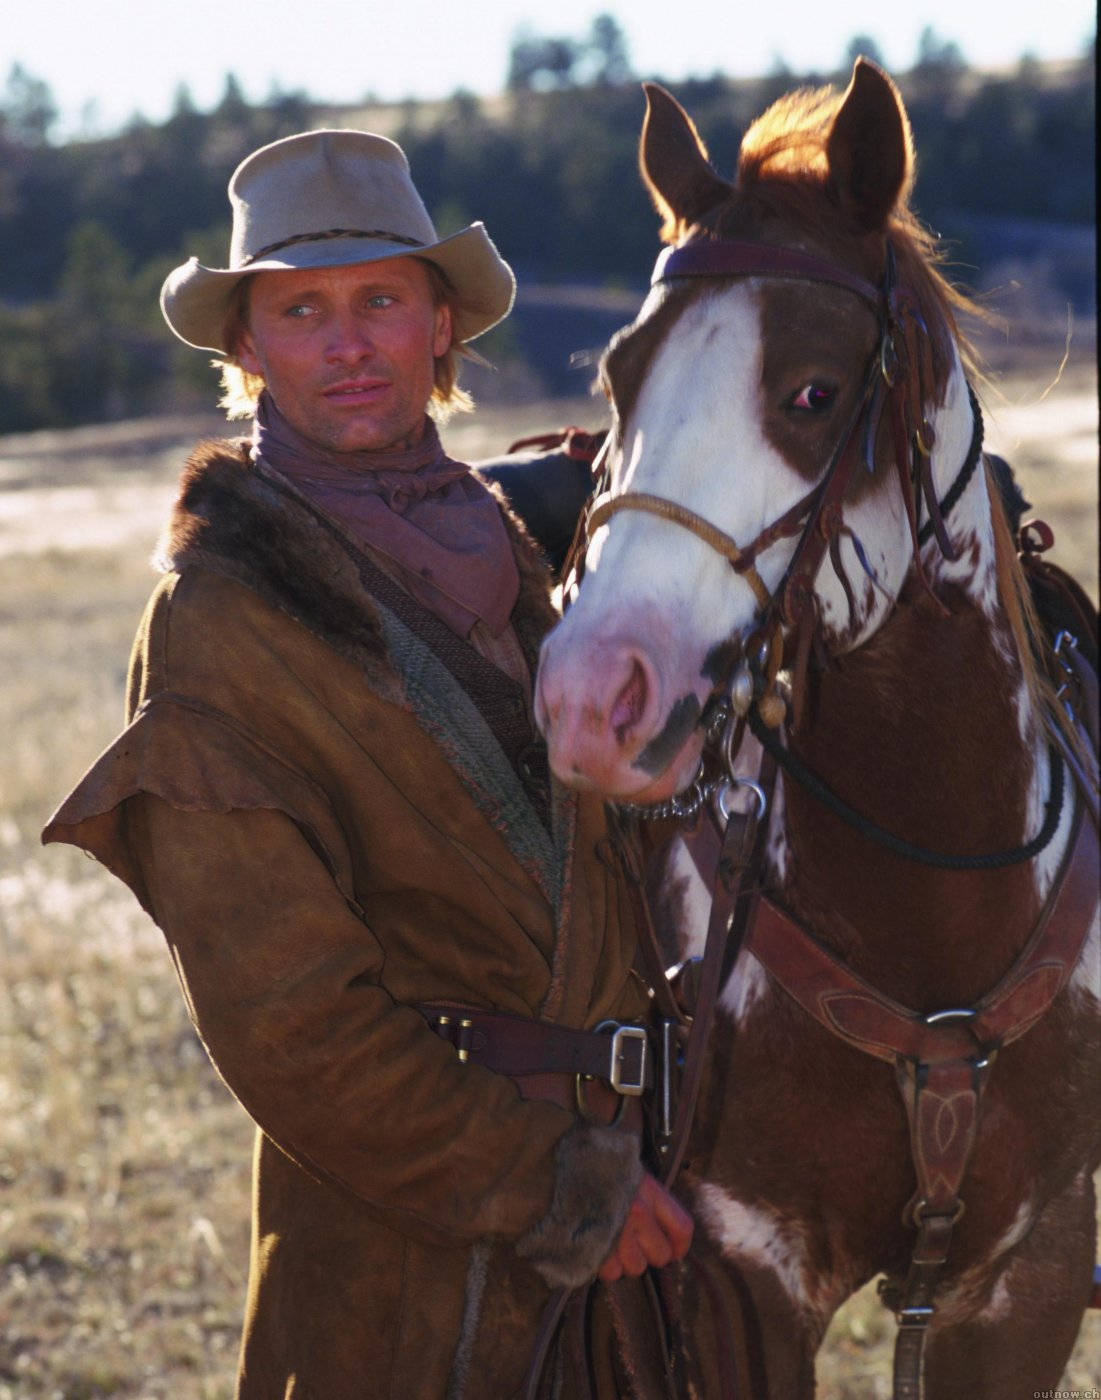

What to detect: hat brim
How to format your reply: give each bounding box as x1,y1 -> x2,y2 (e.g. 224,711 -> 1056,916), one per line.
160,222 -> 515,354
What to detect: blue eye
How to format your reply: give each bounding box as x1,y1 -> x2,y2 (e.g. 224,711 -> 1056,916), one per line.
367,294 -> 396,309
284,303 -> 314,318
789,383 -> 836,413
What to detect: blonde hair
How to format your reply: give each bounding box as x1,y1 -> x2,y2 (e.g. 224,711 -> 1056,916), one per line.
216,258 -> 474,422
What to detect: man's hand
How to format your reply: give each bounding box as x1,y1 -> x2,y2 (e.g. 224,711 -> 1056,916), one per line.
598,1171 -> 694,1282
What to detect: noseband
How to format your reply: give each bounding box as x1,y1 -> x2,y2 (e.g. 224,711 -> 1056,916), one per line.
586,490 -> 775,611
580,235 -> 971,724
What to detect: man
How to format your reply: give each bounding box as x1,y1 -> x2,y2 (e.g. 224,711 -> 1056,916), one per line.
44,129 -> 691,1397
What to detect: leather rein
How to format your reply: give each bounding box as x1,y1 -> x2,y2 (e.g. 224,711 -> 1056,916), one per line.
586,234 -> 1100,1400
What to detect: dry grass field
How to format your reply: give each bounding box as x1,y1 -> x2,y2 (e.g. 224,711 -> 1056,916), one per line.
1,324 -> 1097,1397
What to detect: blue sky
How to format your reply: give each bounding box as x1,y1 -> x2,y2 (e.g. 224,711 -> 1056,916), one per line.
4,0 -> 1095,139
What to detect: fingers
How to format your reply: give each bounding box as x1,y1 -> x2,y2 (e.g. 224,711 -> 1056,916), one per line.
597,1230 -> 644,1282
596,1173 -> 695,1282
643,1174 -> 694,1259
626,1183 -> 677,1269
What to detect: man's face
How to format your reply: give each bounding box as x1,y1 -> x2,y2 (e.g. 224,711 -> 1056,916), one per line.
236,256 -> 452,454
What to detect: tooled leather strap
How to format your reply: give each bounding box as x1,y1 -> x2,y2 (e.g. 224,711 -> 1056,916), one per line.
884,1043 -> 987,1400
743,799 -> 1096,1397
743,800 -> 1096,1065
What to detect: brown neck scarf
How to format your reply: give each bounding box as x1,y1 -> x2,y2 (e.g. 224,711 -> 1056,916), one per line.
250,392 -> 519,637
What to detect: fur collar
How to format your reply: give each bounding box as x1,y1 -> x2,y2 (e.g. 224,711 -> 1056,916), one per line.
156,439 -> 560,701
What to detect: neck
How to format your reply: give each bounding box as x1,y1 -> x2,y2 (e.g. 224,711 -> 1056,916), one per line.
247,391 -> 523,639
775,484 -> 1050,1009
385,421 -> 431,454
251,391 -> 445,481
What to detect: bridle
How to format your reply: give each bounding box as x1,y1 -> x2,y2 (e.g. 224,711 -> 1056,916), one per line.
572,234 -> 1096,1400
590,237 -> 1064,868
578,233 -> 965,732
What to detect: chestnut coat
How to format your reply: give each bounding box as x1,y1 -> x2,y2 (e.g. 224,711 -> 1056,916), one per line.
44,442 -> 647,1399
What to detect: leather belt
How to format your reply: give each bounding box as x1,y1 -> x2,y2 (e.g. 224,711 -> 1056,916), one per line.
513,1070 -> 644,1131
418,1002 -> 652,1098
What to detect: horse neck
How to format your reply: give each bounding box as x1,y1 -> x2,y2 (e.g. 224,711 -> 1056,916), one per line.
773,440 -> 1052,1010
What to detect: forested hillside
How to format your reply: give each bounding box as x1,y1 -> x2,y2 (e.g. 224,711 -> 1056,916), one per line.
0,46 -> 1093,431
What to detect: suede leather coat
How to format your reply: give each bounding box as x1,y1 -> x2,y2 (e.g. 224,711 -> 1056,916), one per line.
44,442 -> 647,1399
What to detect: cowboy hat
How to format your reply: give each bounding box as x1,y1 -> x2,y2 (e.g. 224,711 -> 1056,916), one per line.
160,128 -> 515,353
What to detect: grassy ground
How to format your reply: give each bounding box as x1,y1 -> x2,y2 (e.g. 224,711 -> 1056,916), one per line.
1,544 -> 250,1399
1,349 -> 1097,1396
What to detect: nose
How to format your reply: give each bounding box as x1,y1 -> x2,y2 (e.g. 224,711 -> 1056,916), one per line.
608,655 -> 652,746
536,636 -> 663,788
324,310 -> 374,365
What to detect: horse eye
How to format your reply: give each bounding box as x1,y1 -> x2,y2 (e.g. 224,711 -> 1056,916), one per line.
789,383 -> 836,413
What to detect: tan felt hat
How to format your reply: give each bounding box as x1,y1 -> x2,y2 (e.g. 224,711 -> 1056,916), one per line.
160,128 -> 515,353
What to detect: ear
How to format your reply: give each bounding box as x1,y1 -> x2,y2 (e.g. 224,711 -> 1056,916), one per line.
432,300 -> 452,358
236,326 -> 263,378
640,82 -> 731,240
825,58 -> 912,232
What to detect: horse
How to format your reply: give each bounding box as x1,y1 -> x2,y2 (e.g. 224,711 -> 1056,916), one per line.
533,60 -> 1100,1398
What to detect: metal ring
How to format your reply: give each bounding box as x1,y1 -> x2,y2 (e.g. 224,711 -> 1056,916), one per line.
923,1008 -> 976,1026
712,777 -> 768,827
910,1197 -> 965,1228
879,335 -> 897,387
574,1019 -> 628,1126
573,1072 -> 627,1126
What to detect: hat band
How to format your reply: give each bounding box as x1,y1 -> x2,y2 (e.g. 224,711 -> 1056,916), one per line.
244,227 -> 426,265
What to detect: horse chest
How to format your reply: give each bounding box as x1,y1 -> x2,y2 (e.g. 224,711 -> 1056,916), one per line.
658,807 -> 1098,1291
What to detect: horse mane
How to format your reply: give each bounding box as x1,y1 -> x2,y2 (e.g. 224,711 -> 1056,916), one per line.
703,81 -> 987,392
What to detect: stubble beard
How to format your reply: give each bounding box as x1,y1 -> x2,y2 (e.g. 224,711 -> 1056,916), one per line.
295,388 -> 430,457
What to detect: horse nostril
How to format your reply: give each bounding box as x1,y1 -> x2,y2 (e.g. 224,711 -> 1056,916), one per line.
610,658 -> 649,746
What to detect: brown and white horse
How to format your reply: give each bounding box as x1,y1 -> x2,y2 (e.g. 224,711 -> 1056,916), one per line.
535,61 -> 1100,1397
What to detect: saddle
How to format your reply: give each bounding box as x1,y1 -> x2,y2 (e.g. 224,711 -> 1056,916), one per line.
475,427 -> 606,576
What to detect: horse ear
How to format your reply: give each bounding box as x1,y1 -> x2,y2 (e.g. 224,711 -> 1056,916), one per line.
640,82 -> 731,240
825,58 -> 912,231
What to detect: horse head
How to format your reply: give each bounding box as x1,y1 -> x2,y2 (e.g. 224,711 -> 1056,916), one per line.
536,60 -> 980,802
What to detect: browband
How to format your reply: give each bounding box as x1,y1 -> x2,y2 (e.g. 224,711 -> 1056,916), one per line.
653,239 -> 880,307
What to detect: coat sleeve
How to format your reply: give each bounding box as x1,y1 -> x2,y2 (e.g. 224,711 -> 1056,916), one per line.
102,791 -> 640,1265
41,570 -> 642,1271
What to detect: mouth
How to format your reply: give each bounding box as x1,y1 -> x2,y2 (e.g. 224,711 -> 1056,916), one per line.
322,378 -> 390,405
618,727 -> 707,804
